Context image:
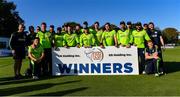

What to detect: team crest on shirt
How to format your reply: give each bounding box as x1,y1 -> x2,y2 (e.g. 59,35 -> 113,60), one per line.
84,48 -> 104,62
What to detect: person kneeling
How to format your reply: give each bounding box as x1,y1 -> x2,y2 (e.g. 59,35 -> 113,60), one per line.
145,40 -> 161,77
28,37 -> 44,79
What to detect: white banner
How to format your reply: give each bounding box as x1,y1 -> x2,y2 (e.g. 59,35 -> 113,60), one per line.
52,46 -> 139,75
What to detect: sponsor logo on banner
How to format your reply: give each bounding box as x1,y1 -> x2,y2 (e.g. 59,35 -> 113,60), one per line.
84,48 -> 104,62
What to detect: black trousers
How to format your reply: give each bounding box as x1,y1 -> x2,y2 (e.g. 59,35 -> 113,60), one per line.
42,48 -> 52,76
138,48 -> 145,74
157,46 -> 166,73
33,61 -> 41,77
145,59 -> 160,74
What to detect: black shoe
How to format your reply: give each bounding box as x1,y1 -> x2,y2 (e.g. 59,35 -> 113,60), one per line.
18,74 -> 24,78
14,75 -> 20,80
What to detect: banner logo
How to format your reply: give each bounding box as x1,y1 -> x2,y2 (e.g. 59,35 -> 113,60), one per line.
84,48 -> 104,62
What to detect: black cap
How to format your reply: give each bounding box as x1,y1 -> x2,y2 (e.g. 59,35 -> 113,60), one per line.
136,22 -> 142,26
120,21 -> 125,25
50,25 -> 54,28
127,21 -> 132,25
83,21 -> 88,25
29,26 -> 34,30
57,27 -> 62,31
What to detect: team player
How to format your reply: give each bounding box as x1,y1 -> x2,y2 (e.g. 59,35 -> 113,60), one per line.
148,22 -> 165,74
49,25 -> 56,47
75,24 -> 83,41
28,37 -> 44,79
27,26 -> 37,46
101,23 -> 118,47
27,26 -> 37,75
117,21 -> 133,48
53,27 -> 64,48
145,40 -> 161,77
92,21 -> 103,46
132,22 -> 151,74
80,27 -> 95,48
36,22 -> 52,76
63,25 -> 80,47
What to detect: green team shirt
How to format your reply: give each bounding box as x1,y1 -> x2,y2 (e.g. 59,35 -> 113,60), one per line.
117,29 -> 133,46
54,33 -> 64,47
90,28 -> 97,36
102,30 -> 116,46
95,30 -> 103,46
75,29 -> 83,41
80,33 -> 95,47
28,45 -> 44,64
132,29 -> 151,48
36,31 -> 52,49
63,33 -> 79,47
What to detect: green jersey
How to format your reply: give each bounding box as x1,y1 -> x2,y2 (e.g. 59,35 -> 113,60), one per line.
36,31 -> 52,49
54,33 -> 64,47
132,29 -> 151,48
28,45 -> 44,64
80,33 -> 95,47
90,28 -> 97,36
102,30 -> 116,46
63,33 -> 79,47
75,30 -> 83,41
95,30 -> 103,46
117,29 -> 133,46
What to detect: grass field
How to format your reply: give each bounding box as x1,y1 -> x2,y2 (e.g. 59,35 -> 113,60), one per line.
0,47 -> 180,96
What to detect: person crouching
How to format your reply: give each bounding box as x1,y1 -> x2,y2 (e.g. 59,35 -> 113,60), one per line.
28,37 -> 44,79
145,40 -> 161,77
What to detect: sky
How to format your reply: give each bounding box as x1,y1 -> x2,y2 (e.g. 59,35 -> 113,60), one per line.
9,0 -> 180,31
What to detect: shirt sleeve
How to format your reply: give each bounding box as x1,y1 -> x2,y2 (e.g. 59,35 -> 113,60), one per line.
144,31 -> 151,41
9,33 -> 16,50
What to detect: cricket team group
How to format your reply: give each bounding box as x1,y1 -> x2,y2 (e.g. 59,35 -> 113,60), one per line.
9,21 -> 165,80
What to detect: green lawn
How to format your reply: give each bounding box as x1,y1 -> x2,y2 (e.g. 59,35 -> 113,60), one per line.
0,47 -> 180,96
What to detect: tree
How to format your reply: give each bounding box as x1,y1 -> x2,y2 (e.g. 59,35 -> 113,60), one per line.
162,28 -> 179,44
0,0 -> 24,37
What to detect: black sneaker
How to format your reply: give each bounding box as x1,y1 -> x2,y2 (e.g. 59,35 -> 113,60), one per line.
14,75 -> 20,80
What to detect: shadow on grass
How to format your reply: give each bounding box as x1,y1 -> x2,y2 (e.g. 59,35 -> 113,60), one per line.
0,80 -> 82,96
0,64 -> 11,68
32,87 -> 88,96
0,75 -> 70,86
164,62 -> 180,73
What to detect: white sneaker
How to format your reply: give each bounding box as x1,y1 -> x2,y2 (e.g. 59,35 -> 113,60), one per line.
33,76 -> 39,79
159,72 -> 164,75
142,71 -> 146,74
155,73 -> 159,77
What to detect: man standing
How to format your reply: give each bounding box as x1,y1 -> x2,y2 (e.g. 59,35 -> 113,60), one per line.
101,23 -> 118,47
36,22 -> 52,76
63,25 -> 80,47
53,27 -> 64,48
9,24 -> 27,79
132,22 -> 151,74
80,27 -> 95,48
26,26 -> 37,76
117,21 -> 133,48
148,22 -> 165,74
